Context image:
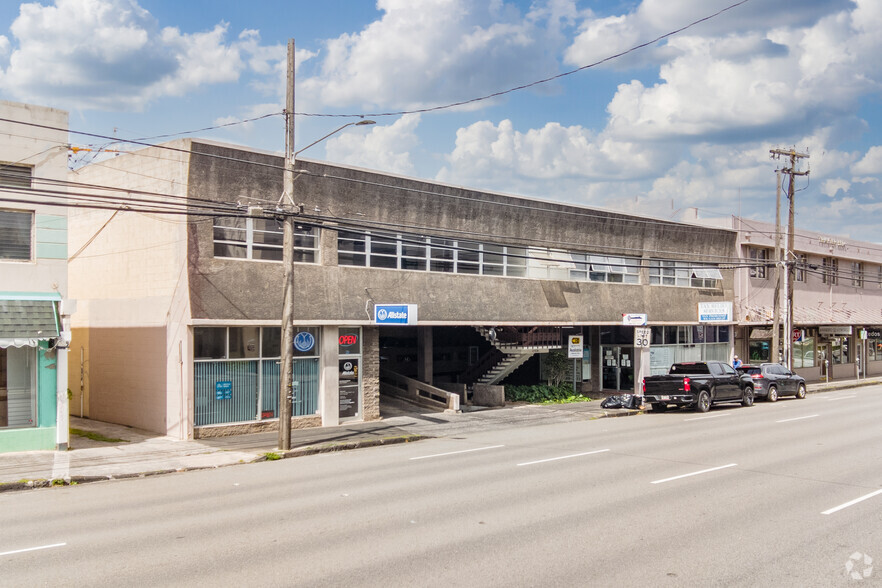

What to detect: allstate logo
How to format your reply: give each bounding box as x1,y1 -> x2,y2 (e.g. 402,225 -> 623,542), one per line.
293,331 -> 315,352
377,308 -> 388,321
846,552 -> 873,580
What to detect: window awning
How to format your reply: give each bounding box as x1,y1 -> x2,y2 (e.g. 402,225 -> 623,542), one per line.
692,267 -> 723,280
0,297 -> 60,348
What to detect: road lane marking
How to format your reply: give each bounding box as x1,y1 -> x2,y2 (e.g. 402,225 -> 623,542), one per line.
684,413 -> 731,422
776,414 -> 819,423
651,463 -> 738,485
0,543 -> 66,557
826,395 -> 856,401
822,489 -> 882,515
409,445 -> 505,460
517,449 -> 610,467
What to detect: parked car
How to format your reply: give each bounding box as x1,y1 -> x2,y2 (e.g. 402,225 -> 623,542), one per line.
642,361 -> 755,413
736,363 -> 806,402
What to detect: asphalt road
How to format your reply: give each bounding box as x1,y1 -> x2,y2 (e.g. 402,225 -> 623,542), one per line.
3,387 -> 882,586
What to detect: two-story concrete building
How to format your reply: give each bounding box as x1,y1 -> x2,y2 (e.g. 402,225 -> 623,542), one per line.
702,215 -> 882,381
0,101 -> 71,452
68,139 -> 739,440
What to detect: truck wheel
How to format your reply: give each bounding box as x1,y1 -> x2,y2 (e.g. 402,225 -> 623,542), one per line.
651,403 -> 667,412
796,383 -> 806,399
767,385 -> 778,402
741,387 -> 754,407
695,390 -> 711,413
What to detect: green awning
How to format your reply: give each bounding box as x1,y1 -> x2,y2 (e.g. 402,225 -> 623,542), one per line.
0,298 -> 60,347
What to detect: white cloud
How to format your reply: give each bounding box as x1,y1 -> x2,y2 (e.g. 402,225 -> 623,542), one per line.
822,178 -> 850,197
299,0 -> 562,110
323,114 -> 421,176
852,146 -> 882,175
0,0 -> 282,111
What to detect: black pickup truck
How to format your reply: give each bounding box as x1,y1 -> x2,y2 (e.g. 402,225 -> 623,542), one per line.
642,361 -> 755,413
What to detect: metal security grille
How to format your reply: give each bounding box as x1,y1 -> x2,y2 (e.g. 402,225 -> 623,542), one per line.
194,360 -> 258,426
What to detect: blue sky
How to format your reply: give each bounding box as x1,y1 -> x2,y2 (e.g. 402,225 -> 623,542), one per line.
1,0 -> 881,239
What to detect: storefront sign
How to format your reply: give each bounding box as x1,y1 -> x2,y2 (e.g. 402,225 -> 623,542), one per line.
866,330 -> 881,339
215,381 -> 232,400
339,359 -> 359,418
622,313 -> 647,326
819,326 -> 852,336
374,304 -> 418,325
568,335 -> 583,359
698,301 -> 733,323
294,331 -> 316,352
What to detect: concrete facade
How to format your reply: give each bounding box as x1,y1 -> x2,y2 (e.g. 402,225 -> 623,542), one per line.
0,101 -> 71,452
702,215 -> 882,381
69,139 -> 739,439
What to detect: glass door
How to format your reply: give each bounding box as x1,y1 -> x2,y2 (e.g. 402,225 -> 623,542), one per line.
601,346 -> 635,391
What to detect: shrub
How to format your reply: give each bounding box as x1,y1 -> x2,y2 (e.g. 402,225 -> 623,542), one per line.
505,384 -> 577,403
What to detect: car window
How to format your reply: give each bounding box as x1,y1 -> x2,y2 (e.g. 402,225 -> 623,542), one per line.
740,367 -> 761,376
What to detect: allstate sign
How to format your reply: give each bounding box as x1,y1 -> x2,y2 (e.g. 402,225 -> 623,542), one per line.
374,304 -> 418,325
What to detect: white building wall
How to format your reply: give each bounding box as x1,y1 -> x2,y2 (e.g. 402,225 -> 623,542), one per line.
67,141 -> 193,436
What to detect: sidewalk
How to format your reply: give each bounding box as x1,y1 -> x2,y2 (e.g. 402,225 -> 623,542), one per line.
1,377 -> 879,492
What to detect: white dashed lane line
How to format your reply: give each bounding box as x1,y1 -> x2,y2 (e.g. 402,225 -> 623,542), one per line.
776,414 -> 819,423
683,413 -> 731,422
822,489 -> 882,515
651,463 -> 738,485
409,445 -> 505,461
517,449 -> 610,467
0,543 -> 66,557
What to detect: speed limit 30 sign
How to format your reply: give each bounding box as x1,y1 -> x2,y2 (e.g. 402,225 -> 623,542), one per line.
634,327 -> 651,348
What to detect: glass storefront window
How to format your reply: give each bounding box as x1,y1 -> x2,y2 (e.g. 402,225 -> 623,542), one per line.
194,327 -> 226,359
292,327 -> 321,358
793,337 -> 814,368
229,326 -> 260,359
1,346 -> 36,428
749,340 -> 771,362
338,327 -> 362,355
831,337 -> 849,364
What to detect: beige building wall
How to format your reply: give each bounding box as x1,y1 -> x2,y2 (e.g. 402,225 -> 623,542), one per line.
67,142 -> 193,436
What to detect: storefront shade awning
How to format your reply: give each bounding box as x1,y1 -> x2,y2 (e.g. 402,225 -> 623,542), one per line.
0,299 -> 60,348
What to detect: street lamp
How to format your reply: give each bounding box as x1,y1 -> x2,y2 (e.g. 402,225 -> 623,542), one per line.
294,120 -> 376,158
277,74 -> 375,450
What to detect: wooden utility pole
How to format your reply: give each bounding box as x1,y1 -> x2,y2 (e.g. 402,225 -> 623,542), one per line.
770,147 -> 809,369
279,39 -> 296,451
772,170 -> 781,363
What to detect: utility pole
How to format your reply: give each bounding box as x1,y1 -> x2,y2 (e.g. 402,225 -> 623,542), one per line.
770,147 -> 809,369
279,38 -> 296,451
771,170 -> 781,363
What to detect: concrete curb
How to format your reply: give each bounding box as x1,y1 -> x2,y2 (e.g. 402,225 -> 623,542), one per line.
0,434 -> 432,493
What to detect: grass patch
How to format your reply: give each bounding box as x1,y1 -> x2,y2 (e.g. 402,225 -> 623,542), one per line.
264,452 -> 282,461
70,428 -> 128,444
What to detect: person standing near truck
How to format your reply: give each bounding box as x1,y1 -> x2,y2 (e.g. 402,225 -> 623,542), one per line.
733,355 -> 742,369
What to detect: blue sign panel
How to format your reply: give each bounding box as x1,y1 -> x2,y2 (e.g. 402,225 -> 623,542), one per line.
294,331 -> 316,352
374,304 -> 417,325
215,381 -> 233,400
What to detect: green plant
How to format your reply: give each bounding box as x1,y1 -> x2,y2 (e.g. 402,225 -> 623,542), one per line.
264,452 -> 282,461
70,428 -> 128,443
543,350 -> 570,387
505,384 -> 579,403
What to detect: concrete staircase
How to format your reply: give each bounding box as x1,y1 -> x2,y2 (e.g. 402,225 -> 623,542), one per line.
471,327 -> 561,385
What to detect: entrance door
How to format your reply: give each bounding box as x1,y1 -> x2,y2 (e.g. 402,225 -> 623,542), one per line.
601,346 -> 634,391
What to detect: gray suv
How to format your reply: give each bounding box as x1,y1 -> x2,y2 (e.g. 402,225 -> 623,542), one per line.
736,363 -> 806,402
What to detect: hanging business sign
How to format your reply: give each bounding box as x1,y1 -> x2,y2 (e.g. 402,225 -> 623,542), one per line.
568,335 -> 584,359
622,313 -> 648,326
819,326 -> 852,336
698,301 -> 733,323
374,304 -> 418,325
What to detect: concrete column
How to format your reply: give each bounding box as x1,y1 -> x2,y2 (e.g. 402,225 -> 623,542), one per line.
55,345 -> 69,451
418,326 -> 433,385
320,325 -> 340,426
635,346 -> 651,397
589,326 -> 601,393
